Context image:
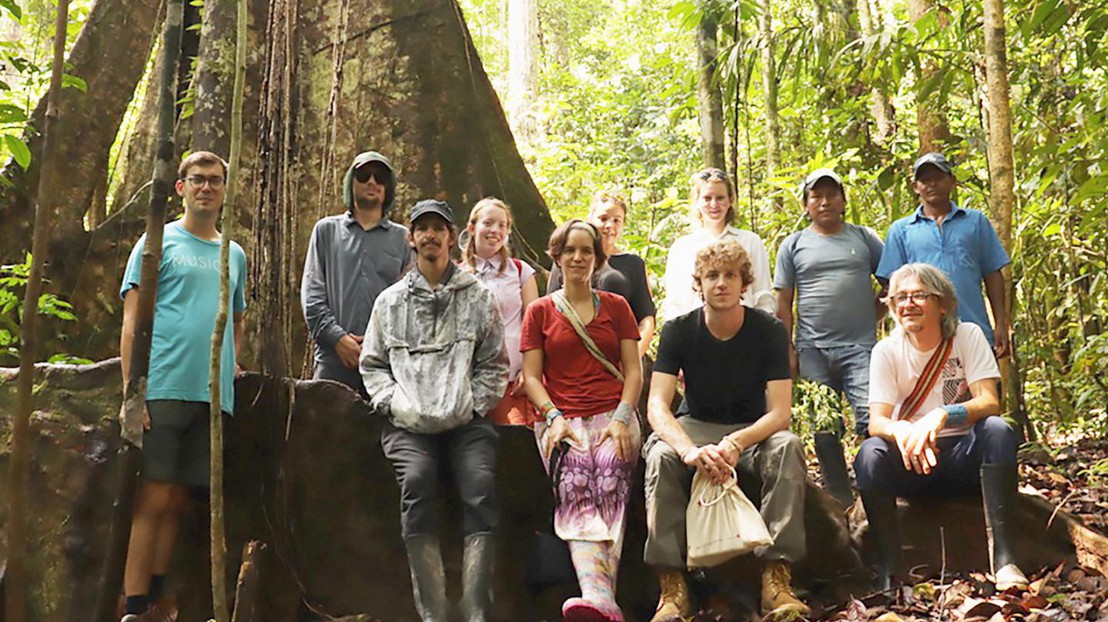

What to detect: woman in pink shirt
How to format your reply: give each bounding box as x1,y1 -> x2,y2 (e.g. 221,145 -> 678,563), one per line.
461,197 -> 540,424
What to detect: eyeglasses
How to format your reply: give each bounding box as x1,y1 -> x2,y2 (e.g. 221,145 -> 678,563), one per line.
890,291 -> 937,305
183,175 -> 225,189
353,166 -> 390,184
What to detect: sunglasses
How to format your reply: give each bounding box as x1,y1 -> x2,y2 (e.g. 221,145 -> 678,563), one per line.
696,169 -> 729,181
353,166 -> 390,184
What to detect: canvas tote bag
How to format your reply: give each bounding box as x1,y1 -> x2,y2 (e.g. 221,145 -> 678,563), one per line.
686,468 -> 773,568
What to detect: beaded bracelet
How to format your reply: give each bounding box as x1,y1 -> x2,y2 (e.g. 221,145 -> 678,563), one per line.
544,408 -> 564,426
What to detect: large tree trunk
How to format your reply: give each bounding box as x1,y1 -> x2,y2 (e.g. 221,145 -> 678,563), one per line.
908,0 -> 951,153
506,0 -> 539,138
696,2 -> 725,170
856,0 -> 895,142
6,0 -> 556,372
0,0 -> 161,259
760,0 -> 780,187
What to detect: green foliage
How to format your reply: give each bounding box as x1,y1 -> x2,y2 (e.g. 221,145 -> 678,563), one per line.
0,0 -> 96,176
461,0 -> 1108,438
0,253 -> 87,365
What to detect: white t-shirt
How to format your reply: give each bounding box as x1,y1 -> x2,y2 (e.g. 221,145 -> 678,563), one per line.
661,225 -> 775,320
869,322 -> 999,438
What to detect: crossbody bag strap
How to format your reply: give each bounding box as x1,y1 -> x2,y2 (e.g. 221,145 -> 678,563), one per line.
899,337 -> 954,421
551,290 -> 625,383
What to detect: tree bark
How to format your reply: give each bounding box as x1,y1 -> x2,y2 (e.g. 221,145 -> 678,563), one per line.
230,541 -> 266,622
696,2 -> 725,170
208,0 -> 248,617
0,0 -> 162,263
506,0 -> 538,138
91,2 -> 187,620
760,0 -> 780,186
908,0 -> 951,153
981,0 -> 1031,441
856,0 -> 895,142
6,4 -> 70,621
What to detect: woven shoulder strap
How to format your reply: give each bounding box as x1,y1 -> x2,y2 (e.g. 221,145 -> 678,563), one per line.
899,337 -> 954,421
551,290 -> 624,383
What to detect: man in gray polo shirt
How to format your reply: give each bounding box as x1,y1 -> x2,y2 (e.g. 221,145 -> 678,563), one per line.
775,168 -> 885,507
301,151 -> 413,395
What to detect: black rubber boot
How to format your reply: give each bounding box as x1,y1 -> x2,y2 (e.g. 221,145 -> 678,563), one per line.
814,431 -> 855,509
461,532 -> 495,622
860,489 -> 902,592
405,534 -> 448,622
981,464 -> 1029,590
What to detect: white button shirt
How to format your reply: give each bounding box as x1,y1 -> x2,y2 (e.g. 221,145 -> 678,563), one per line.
661,225 -> 776,320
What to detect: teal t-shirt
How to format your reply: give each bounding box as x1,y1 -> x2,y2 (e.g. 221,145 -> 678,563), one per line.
120,220 -> 248,414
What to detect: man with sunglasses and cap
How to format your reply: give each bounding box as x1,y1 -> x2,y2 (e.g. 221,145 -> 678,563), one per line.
301,151 -> 413,396
361,199 -> 509,622
876,153 -> 1011,359
774,168 -> 885,507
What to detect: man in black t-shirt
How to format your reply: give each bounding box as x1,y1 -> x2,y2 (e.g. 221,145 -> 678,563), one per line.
644,239 -> 809,621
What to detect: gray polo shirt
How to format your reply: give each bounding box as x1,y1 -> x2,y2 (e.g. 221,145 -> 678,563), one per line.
301,213 -> 412,386
774,223 -> 884,347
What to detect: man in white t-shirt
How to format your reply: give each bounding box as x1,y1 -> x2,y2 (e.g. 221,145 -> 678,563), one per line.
854,263 -> 1026,593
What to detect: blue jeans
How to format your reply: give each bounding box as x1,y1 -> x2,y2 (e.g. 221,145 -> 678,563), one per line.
853,417 -> 1018,496
797,343 -> 872,436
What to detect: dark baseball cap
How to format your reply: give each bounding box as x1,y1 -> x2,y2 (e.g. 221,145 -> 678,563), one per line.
409,199 -> 455,225
800,168 -> 845,199
913,152 -> 954,179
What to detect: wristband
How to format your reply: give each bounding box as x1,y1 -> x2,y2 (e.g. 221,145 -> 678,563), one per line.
539,400 -> 557,416
544,408 -> 564,426
943,404 -> 969,425
611,402 -> 635,425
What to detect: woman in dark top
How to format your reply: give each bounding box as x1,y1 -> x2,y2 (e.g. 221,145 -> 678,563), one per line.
547,192 -> 657,357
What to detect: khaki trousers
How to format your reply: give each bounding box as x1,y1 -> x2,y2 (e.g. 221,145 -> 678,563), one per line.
643,416 -> 807,569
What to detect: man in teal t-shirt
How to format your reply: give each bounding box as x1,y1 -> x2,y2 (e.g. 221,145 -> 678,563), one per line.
117,151 -> 247,622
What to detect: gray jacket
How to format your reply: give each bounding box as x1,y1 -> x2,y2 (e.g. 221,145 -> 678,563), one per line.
360,264 -> 509,434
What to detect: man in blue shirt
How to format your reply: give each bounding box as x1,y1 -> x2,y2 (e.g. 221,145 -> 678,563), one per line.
301,151 -> 413,395
876,153 -> 1011,358
118,151 -> 248,622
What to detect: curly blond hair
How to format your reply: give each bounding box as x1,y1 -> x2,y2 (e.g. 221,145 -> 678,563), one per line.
692,239 -> 753,292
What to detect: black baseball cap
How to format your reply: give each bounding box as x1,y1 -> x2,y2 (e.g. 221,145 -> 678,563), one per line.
913,152 -> 954,179
409,199 -> 455,225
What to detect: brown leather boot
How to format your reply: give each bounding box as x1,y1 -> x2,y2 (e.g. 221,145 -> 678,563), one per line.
650,570 -> 691,622
760,560 -> 811,618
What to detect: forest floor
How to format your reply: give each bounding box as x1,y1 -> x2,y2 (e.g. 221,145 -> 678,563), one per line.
746,435 -> 1108,622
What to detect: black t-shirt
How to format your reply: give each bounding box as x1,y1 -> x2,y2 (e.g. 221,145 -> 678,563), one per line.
547,252 -> 656,323
654,307 -> 790,424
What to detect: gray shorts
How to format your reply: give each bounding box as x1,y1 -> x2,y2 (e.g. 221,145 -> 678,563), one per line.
142,400 -> 221,488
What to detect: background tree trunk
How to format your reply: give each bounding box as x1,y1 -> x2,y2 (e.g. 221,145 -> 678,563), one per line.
908,0 -> 950,153
6,3 -> 70,620
760,0 -> 780,189
981,0 -> 1031,441
208,0 -> 249,616
696,2 -> 725,170
507,0 -> 538,138
856,0 -> 895,142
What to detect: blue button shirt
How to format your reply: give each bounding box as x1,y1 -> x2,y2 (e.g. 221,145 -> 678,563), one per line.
876,203 -> 1010,346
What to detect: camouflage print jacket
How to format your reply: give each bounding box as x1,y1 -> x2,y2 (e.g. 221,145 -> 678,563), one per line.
360,263 -> 509,434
